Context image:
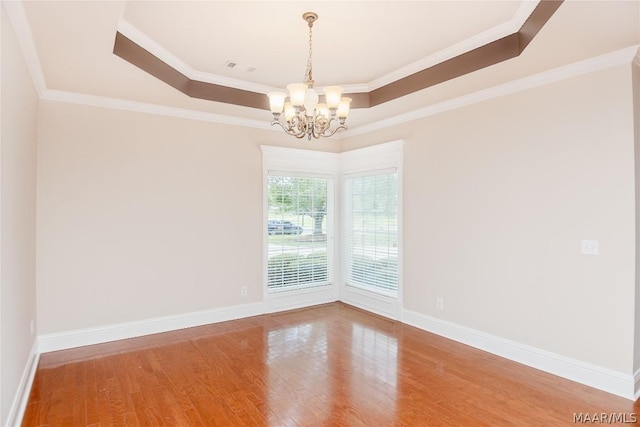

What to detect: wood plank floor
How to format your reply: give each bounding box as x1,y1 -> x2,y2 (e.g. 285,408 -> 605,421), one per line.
23,302 -> 638,426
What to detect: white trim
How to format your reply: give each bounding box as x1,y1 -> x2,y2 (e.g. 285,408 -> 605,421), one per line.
4,340 -> 40,427
403,309 -> 636,401
267,170 -> 336,180
261,146 -> 340,312
340,45 -> 640,139
5,0 -> 638,137
267,286 -> 338,314
118,2 -> 541,94
28,302 -> 637,403
2,1 -> 640,139
2,0 -> 47,96
38,302 -> 265,354
117,18 -> 276,95
339,141 -> 404,320
117,17 -> 367,96
41,89 -> 274,131
260,145 -> 339,174
9,5 -> 639,141
367,1 -> 540,90
340,140 -> 405,174
40,45 -> 639,139
342,286 -> 400,320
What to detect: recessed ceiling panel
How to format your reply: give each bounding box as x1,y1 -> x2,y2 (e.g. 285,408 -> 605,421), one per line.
121,1 -> 522,88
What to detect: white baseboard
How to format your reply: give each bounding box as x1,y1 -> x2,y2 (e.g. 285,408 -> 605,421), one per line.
30,301 -> 637,406
342,285 -> 400,320
4,339 -> 40,427
38,301 -> 265,353
403,309 -> 635,401
266,284 -> 338,314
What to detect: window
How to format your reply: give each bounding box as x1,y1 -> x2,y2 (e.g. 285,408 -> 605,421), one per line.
344,171 -> 399,296
262,141 -> 401,317
267,175 -> 333,291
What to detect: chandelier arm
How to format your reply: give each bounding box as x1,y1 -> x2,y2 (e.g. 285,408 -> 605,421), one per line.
270,120 -> 308,139
272,118 -> 347,140
319,125 -> 348,138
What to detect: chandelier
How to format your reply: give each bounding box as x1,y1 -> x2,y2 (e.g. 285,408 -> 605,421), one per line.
267,12 -> 351,140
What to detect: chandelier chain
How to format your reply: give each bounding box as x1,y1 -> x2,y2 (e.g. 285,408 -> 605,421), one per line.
305,20 -> 314,87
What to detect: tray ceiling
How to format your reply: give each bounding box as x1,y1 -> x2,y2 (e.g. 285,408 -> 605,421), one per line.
7,1 -> 640,135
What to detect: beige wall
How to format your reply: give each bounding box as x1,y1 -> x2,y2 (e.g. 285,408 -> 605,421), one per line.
343,64 -> 636,374
36,101 -> 339,334
1,4 -> 39,423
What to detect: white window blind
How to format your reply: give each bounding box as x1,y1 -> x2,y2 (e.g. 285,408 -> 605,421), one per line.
267,175 -> 333,291
344,172 -> 399,296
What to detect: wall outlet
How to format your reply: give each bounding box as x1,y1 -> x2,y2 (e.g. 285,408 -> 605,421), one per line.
581,239 -> 599,256
241,286 -> 248,296
30,320 -> 35,335
436,297 -> 444,310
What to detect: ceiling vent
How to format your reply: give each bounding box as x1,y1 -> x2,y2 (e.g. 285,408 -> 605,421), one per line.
224,61 -> 256,73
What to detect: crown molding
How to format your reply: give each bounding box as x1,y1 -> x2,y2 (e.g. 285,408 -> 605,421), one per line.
34,45 -> 640,139
7,0 -> 636,140
3,0 -> 47,96
41,89 -> 274,131
118,17 -> 373,96
113,1 -> 563,110
115,2 -> 542,94
116,18 -> 276,96
339,45 -> 640,139
368,1 -> 540,91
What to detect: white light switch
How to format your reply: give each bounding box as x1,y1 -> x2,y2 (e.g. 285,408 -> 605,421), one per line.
581,240 -> 599,256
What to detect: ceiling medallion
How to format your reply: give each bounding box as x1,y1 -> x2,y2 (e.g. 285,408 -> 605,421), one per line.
267,12 -> 351,141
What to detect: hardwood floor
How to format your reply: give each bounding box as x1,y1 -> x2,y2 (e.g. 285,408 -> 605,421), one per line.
23,302 -> 638,426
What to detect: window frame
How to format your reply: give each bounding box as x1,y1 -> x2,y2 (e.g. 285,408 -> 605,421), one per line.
339,141 -> 404,319
343,168 -> 399,298
266,172 -> 335,293
261,146 -> 339,314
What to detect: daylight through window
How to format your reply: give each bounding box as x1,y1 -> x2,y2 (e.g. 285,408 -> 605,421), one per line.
267,175 -> 333,291
344,172 -> 399,296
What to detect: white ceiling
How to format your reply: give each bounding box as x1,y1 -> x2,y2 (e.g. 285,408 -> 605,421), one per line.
8,1 -> 640,136
121,1 -> 523,88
